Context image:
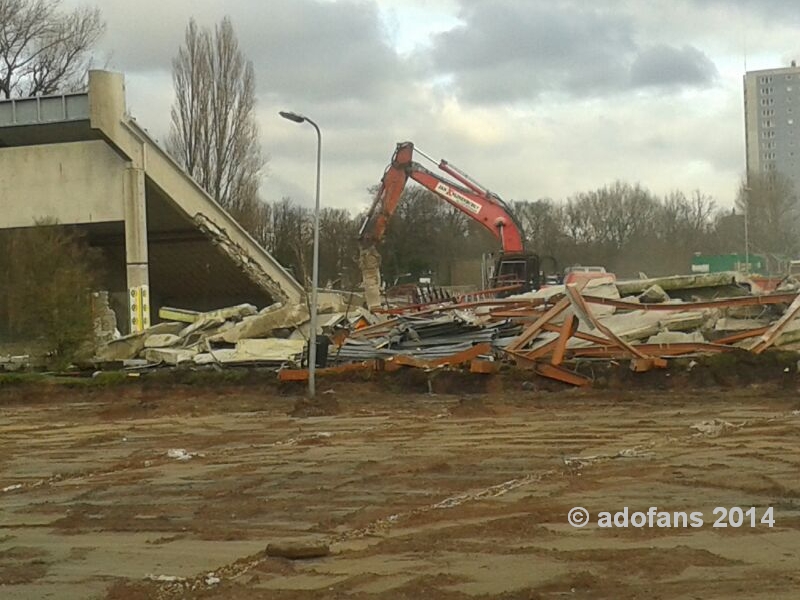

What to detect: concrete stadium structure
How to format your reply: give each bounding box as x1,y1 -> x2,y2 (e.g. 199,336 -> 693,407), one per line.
0,70 -> 303,335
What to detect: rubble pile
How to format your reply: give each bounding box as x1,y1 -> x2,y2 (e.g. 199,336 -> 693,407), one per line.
76,271 -> 800,386
94,298 -> 372,369
332,271 -> 800,386
331,314 -> 520,363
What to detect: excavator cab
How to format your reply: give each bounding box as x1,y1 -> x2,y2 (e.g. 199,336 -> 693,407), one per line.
490,253 -> 541,293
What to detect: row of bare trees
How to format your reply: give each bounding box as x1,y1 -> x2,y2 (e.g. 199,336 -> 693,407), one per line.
242,173 -> 799,290
227,182 -> 764,289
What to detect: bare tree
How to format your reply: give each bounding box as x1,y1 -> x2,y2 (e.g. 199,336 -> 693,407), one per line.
0,219 -> 100,365
270,197 -> 311,283
735,172 -> 800,258
0,0 -> 104,99
167,17 -> 266,233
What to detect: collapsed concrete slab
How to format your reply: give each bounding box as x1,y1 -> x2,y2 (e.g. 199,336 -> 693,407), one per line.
210,303 -> 310,344
616,272 -> 750,299
95,322 -> 185,361
647,330 -> 706,344
144,347 -> 198,365
230,338 -> 305,362
639,284 -> 670,304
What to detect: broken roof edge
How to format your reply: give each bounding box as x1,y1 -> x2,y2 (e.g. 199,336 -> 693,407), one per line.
85,69 -> 304,305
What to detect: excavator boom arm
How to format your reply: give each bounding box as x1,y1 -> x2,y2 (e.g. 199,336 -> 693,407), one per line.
359,142 -> 525,253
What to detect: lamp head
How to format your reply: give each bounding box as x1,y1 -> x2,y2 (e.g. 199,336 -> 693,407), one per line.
279,111 -> 306,124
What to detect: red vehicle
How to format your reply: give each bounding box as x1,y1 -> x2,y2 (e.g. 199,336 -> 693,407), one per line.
359,142 -> 540,303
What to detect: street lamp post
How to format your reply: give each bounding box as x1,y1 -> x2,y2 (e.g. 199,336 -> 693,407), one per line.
280,111 -> 321,397
743,186 -> 751,273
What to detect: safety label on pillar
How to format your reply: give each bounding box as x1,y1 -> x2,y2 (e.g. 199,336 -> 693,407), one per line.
129,285 -> 151,333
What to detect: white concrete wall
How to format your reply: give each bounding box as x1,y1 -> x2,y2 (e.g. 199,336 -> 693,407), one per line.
0,140 -> 126,228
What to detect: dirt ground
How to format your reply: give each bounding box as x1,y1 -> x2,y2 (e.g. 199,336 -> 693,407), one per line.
1,376 -> 799,599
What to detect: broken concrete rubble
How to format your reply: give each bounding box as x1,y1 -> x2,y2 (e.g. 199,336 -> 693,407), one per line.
95,321 -> 185,361
0,355 -> 31,372
616,272 -> 752,299
209,302 -> 310,344
143,334 -> 181,349
144,347 -> 197,365
638,284 -> 669,304
93,300 -> 319,369
92,291 -> 119,345
193,339 -> 305,365
77,269 -> 800,388
231,339 -> 305,363
646,330 -> 706,345
714,317 -> 772,332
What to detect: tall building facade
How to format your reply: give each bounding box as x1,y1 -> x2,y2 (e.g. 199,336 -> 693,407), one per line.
743,63 -> 800,190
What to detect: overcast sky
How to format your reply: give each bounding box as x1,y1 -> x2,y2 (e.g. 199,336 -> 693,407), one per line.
68,0 -> 800,212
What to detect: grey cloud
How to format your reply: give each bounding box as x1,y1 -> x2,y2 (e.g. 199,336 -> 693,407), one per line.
64,0 -> 414,107
427,1 -> 636,103
425,1 -> 727,104
60,0 -> 227,72
691,0 -> 800,22
630,44 -> 718,88
241,1 -> 411,104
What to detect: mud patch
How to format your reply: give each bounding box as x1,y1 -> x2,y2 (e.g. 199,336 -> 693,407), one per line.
0,546 -> 49,584
290,396 -> 340,417
449,396 -> 496,417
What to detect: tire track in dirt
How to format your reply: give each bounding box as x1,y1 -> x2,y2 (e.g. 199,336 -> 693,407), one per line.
141,408 -> 800,597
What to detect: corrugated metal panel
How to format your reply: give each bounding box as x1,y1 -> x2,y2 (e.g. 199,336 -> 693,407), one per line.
331,315 -> 521,364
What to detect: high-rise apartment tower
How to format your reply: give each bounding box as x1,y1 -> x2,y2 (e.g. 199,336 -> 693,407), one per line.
743,62 -> 800,189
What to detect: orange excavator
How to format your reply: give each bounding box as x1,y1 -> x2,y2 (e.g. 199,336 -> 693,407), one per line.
358,141 -> 540,309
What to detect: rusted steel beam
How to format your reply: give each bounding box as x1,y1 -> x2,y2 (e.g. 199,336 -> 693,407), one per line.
506,297 -> 570,352
583,292 -> 799,312
750,294 -> 800,354
551,313 -> 577,366
430,341 -> 492,366
534,363 -> 591,387
503,349 -> 540,369
541,322 -> 610,346
629,357 -> 668,372
571,342 -> 733,358
390,355 -> 429,369
386,342 -> 493,370
490,308 -> 549,319
470,358 -> 500,374
565,284 -> 649,359
455,284 -> 526,302
713,327 -> 769,345
515,338 -> 560,360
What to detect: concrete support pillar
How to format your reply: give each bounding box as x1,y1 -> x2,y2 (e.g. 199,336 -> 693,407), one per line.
125,166 -> 150,332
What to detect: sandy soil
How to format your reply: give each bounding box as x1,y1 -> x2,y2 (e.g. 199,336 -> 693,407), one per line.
1,380 -> 799,599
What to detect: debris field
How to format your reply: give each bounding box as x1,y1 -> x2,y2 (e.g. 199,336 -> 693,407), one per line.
1,381 -> 799,599
62,271 -> 800,390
